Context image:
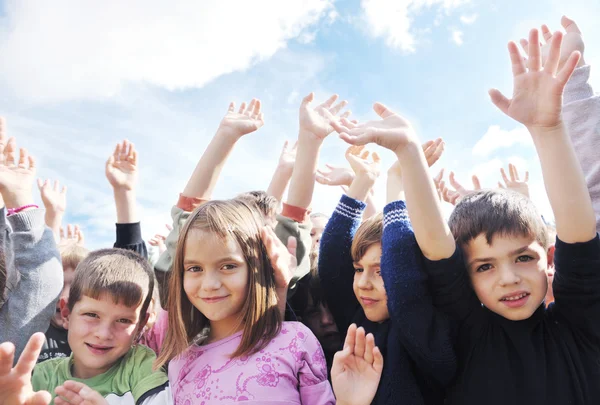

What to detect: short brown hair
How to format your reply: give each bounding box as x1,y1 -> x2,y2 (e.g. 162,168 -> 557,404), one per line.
449,189 -> 549,249
59,243 -> 89,270
236,190 -> 278,219
155,199 -> 281,369
351,213 -> 383,262
67,248 -> 154,318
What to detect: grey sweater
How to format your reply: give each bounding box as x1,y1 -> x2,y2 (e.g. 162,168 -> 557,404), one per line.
0,207 -> 63,360
563,65 -> 600,233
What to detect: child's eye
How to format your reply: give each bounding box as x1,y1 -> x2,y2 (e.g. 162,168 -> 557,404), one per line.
476,264 -> 492,273
516,255 -> 534,263
222,264 -> 238,271
354,267 -> 364,273
186,266 -> 202,273
84,313 -> 99,318
117,319 -> 133,324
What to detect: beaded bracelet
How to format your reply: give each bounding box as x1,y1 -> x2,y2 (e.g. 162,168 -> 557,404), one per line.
7,204 -> 38,216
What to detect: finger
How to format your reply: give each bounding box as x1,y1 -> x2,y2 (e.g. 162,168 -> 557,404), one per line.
330,118 -> 353,135
373,102 -> 395,118
344,324 -> 357,350
329,100 -> 348,116
6,138 -> 17,165
557,50 -> 581,86
544,31 -> 563,75
488,89 -> 511,115
498,181 -> 505,189
364,332 -> 375,365
55,385 -> 84,404
448,171 -> 465,193
315,175 -> 331,185
238,102 -> 246,114
113,142 -> 121,162
37,178 -> 44,189
472,175 -> 481,190
527,29 -> 542,71
18,148 -> 28,168
561,15 -> 582,34
372,346 -> 384,374
320,94 -> 339,109
74,225 -> 81,236
300,92 -> 314,108
428,140 -> 445,167
28,391 -> 52,405
541,24 -> 552,42
325,163 -> 340,171
354,326 -> 366,359
166,224 -> 173,231
131,150 -> 138,166
360,150 -> 370,160
524,171 -> 529,182
519,38 -> 530,56
371,151 -> 381,164
434,168 -> 445,184
508,41 -> 527,75
28,156 -> 36,172
120,139 -> 129,161
228,102 -> 235,113
67,224 -> 74,239
253,99 -> 261,116
340,110 -> 352,119
15,332 -> 45,375
127,142 -> 136,161
281,140 -> 289,152
62,381 -> 100,403
340,117 -> 358,129
53,179 -> 59,192
60,227 -> 66,239
245,99 -> 256,115
0,341 -> 16,375
500,167 -> 510,185
509,163 -> 518,181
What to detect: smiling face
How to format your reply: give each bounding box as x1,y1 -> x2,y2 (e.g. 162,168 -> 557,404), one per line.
463,233 -> 549,321
183,229 -> 249,342
62,294 -> 146,379
352,243 -> 389,323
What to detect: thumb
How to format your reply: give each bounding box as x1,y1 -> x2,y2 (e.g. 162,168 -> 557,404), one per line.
373,102 -> 394,118
301,92 -> 315,108
26,391 -> 52,405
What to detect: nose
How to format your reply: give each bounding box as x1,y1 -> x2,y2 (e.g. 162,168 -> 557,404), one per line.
498,264 -> 521,286
356,271 -> 372,290
202,270 -> 222,291
319,304 -> 335,327
95,322 -> 114,341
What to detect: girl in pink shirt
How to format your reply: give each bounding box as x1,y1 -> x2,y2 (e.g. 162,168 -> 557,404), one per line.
154,199 -> 335,404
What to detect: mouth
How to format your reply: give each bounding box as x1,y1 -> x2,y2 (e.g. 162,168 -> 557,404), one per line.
85,343 -> 112,355
201,295 -> 229,303
360,296 -> 380,307
499,291 -> 530,308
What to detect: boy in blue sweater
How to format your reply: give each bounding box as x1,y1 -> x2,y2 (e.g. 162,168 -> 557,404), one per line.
333,28 -> 599,405
318,145 -> 455,405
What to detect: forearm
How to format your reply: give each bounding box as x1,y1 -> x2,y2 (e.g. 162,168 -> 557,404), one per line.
363,190 -> 378,219
286,133 -> 321,209
44,210 -> 63,242
530,123 -> 596,243
347,175 -> 374,203
113,188 -> 138,224
396,142 -> 455,260
267,165 -> 293,202
182,131 -> 238,199
386,170 -> 405,204
2,188 -> 34,210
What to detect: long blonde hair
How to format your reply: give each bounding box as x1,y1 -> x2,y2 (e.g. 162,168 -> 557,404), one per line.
155,199 -> 281,368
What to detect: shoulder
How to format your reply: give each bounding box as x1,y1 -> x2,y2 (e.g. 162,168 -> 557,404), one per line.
32,357 -> 68,390
122,346 -> 169,401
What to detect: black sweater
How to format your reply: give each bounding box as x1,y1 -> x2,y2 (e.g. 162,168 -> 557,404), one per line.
425,234 -> 600,405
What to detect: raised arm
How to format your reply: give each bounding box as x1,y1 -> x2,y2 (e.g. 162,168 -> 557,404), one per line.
105,140 -> 147,259
266,140 -> 297,202
37,179 -> 67,243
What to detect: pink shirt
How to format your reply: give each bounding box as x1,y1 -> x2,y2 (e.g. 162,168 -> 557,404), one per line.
168,322 -> 335,404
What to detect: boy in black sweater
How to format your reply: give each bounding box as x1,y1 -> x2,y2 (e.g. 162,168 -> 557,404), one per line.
332,28 -> 599,404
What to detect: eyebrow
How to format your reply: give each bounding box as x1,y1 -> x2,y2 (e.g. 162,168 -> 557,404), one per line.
184,256 -> 244,266
467,245 -> 531,268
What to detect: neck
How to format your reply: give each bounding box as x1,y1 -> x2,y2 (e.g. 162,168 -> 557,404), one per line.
207,316 -> 244,343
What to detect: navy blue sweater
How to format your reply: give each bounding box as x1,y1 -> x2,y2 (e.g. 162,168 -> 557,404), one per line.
319,195 -> 456,405
425,235 -> 600,404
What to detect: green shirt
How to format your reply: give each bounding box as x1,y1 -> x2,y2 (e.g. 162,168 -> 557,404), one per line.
32,345 -> 168,405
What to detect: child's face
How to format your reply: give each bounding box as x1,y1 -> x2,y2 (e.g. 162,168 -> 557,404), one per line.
183,230 -> 249,340
310,217 -> 327,252
51,266 -> 76,329
62,294 -> 146,379
463,233 -> 549,321
353,243 -> 389,323
303,295 -> 341,353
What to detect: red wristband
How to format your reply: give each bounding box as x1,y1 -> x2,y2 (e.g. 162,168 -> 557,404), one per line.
7,204 -> 38,216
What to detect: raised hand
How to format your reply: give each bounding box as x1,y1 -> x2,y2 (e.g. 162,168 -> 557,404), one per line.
346,146 -> 381,182
437,171 -> 482,206
333,102 -> 418,155
299,93 -> 349,141
498,163 -> 530,198
218,99 -> 265,139
105,140 -> 138,191
37,179 -> 67,214
331,324 -> 383,405
489,28 -> 581,129
0,125 -> 36,209
54,381 -> 108,405
148,224 -> 171,255
261,226 -> 297,316
277,140 -> 298,173
0,333 -> 51,405
60,224 -> 85,247
316,164 -> 355,187
519,16 -> 585,72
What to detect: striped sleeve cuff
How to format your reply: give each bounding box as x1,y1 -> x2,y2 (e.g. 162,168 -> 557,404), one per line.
383,200 -> 408,229
335,194 -> 366,220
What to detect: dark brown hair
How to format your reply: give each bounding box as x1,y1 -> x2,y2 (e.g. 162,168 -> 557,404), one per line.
449,189 -> 549,248
67,248 -> 154,317
155,199 -> 281,369
351,213 -> 384,262
236,190 -> 279,219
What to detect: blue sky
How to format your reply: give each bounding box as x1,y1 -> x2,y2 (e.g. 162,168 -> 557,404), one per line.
0,0 -> 598,249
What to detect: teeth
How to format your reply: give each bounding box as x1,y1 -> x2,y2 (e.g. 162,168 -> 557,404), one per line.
502,293 -> 527,301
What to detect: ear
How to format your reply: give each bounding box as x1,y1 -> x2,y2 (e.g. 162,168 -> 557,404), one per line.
547,245 -> 556,268
60,298 -> 71,330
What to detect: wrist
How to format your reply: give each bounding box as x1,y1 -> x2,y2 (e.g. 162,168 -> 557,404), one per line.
215,127 -> 244,143
298,129 -> 325,145
2,190 -> 34,209
347,176 -> 375,202
276,163 -> 294,177
528,122 -> 567,143
394,138 -> 421,161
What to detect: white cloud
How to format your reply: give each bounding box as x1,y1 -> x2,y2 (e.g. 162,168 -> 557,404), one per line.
0,0 -> 334,102
451,29 -> 464,45
460,13 -> 478,24
360,0 -> 471,52
472,125 -> 534,157
298,31 -> 318,44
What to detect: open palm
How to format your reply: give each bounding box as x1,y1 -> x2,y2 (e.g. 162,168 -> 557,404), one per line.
299,93 -> 349,140
105,140 -> 138,190
489,29 -> 581,129
219,99 -> 264,138
0,141 -> 36,195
